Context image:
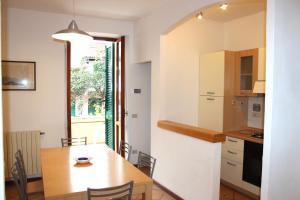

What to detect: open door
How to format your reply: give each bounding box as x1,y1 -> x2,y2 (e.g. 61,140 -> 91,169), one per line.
115,36 -> 125,154
66,36 -> 125,152
104,44 -> 115,149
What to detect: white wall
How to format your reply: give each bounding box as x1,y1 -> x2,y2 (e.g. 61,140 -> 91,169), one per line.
161,18 -> 224,125
261,0 -> 300,199
157,129 -> 222,200
2,8 -> 135,148
155,12 -> 226,200
126,62 -> 151,163
224,11 -> 266,51
134,0 -> 224,199
135,3 -> 266,198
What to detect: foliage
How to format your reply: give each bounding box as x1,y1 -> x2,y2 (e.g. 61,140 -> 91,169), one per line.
71,47 -> 107,115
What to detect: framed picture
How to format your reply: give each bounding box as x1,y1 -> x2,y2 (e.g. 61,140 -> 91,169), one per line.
2,60 -> 36,91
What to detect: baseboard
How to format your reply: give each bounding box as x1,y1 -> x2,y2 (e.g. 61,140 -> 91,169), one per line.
153,180 -> 184,200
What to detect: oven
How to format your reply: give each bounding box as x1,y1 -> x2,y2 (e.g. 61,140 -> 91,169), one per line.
242,141 -> 263,187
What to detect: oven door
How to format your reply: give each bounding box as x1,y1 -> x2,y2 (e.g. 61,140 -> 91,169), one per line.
242,141 -> 263,187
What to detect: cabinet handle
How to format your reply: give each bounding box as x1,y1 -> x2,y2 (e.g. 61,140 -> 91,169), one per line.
227,161 -> 236,167
206,98 -> 215,101
227,150 -> 237,155
228,139 -> 238,143
206,91 -> 215,95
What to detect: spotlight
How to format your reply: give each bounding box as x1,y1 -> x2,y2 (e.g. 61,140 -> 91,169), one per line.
220,3 -> 228,10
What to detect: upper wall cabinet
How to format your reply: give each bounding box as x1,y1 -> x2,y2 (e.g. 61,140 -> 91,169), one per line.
200,52 -> 225,96
235,49 -> 259,96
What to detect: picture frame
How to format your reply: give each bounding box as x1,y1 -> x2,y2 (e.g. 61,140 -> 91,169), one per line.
2,60 -> 36,91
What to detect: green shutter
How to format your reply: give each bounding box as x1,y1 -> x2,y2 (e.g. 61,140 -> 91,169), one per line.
105,44 -> 115,149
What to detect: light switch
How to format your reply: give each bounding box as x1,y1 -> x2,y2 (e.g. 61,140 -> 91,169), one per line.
132,114 -> 138,118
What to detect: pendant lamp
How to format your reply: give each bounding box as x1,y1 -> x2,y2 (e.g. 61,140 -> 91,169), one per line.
52,0 -> 92,42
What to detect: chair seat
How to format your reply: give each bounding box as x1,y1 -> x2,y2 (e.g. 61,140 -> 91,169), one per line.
27,179 -> 44,194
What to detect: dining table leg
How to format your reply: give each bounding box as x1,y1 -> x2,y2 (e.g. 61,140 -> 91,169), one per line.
142,183 -> 152,200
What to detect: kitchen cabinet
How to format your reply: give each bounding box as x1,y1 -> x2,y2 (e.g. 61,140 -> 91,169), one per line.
199,96 -> 224,132
199,52 -> 225,96
199,51 -> 240,132
221,158 -> 243,187
221,136 -> 261,196
235,49 -> 258,96
198,51 -> 246,131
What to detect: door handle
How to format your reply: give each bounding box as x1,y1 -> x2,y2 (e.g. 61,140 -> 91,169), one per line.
227,161 -> 236,167
206,91 -> 215,95
227,150 -> 237,155
206,98 -> 215,101
228,139 -> 238,143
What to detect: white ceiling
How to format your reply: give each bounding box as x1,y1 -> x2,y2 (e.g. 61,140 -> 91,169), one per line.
3,0 -> 266,22
3,0 -> 172,20
201,0 -> 266,22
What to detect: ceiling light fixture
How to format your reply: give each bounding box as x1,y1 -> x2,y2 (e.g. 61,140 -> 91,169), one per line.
220,3 -> 228,10
197,12 -> 203,20
52,0 -> 92,42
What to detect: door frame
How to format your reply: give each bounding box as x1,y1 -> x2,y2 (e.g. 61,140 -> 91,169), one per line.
66,36 -> 125,149
115,36 -> 126,153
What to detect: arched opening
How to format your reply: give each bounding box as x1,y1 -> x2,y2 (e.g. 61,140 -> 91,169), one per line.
159,0 -> 266,199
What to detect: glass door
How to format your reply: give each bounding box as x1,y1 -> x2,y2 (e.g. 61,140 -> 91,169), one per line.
235,49 -> 258,96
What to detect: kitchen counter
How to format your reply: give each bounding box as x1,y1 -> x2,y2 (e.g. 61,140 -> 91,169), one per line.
224,129 -> 263,144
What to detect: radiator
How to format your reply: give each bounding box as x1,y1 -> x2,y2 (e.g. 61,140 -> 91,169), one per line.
4,130 -> 42,179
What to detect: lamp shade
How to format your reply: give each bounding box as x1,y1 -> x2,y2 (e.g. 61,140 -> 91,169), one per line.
52,20 -> 93,42
253,80 -> 265,94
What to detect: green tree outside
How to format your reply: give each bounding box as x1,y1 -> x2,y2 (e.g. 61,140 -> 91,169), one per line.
71,47 -> 106,117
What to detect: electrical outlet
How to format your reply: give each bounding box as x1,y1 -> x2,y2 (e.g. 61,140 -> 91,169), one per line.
132,149 -> 138,154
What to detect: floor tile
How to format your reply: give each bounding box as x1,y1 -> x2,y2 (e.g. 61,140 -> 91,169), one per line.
6,181 -> 256,200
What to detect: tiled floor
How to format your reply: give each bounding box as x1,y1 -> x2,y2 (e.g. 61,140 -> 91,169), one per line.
133,184 -> 176,200
5,181 -> 175,200
5,181 -> 255,200
219,184 -> 255,200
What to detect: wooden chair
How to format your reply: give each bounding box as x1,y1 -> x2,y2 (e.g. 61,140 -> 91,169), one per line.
137,151 -> 157,178
61,137 -> 87,147
87,181 -> 134,200
11,162 -> 28,200
118,141 -> 132,161
15,150 -> 44,194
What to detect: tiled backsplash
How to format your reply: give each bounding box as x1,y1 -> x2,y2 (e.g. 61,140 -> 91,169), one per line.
247,97 -> 265,129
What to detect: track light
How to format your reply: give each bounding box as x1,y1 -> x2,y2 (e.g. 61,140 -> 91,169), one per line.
220,3 -> 228,10
197,12 -> 203,20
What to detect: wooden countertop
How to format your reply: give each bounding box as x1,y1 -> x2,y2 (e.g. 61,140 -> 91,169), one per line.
157,120 -> 226,143
224,129 -> 263,144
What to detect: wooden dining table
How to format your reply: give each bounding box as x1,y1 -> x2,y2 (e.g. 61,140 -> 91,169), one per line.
40,144 -> 153,200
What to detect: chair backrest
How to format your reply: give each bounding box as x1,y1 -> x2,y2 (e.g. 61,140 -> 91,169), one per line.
61,137 -> 87,147
11,162 -> 28,200
87,181 -> 134,200
137,151 -> 157,178
118,141 -> 132,161
15,150 -> 28,189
